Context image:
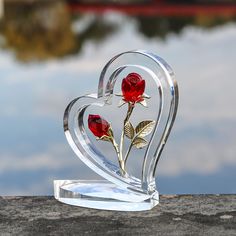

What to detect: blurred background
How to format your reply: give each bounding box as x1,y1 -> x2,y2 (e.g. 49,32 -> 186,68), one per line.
0,0 -> 236,195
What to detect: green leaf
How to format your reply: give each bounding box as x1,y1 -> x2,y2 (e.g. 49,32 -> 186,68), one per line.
98,135 -> 111,142
139,99 -> 147,107
135,120 -> 155,138
115,92 -> 123,97
107,127 -> 114,138
143,93 -> 151,99
97,127 -> 114,142
124,121 -> 135,139
118,99 -> 126,107
133,137 -> 148,149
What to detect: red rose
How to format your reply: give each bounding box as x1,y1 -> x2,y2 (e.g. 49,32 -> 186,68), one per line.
88,114 -> 110,138
121,73 -> 145,103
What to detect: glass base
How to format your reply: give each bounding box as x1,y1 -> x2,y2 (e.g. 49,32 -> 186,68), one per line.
54,180 -> 159,211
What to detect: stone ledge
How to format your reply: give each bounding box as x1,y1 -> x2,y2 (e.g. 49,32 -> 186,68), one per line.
0,195 -> 235,235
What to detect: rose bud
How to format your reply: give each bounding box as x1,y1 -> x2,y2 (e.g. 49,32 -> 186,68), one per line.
121,73 -> 145,104
88,114 -> 111,138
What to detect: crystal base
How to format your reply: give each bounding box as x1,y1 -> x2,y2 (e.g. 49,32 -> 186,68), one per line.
54,180 -> 159,211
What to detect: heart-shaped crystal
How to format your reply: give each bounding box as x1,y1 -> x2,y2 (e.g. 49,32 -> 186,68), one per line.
54,50 -> 179,211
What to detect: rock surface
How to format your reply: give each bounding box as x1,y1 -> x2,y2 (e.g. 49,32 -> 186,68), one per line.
0,195 -> 235,235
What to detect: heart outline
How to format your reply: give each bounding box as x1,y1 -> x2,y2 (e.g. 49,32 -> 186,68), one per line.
64,50 -> 178,195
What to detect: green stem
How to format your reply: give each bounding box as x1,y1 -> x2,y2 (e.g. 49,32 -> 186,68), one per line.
124,140 -> 133,165
119,102 -> 134,163
124,128 -> 144,165
124,130 -> 139,165
111,138 -> 126,175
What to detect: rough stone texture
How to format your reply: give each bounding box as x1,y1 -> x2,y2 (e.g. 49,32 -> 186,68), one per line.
0,195 -> 235,235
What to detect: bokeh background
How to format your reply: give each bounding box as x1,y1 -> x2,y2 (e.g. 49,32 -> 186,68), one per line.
0,0 -> 236,195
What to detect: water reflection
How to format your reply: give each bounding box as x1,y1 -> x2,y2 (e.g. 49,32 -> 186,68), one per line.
135,15 -> 236,39
0,1 -> 117,61
0,1 -> 236,195
0,1 -> 235,61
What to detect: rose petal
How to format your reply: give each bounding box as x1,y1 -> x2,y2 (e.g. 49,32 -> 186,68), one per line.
121,73 -> 146,103
136,80 -> 145,96
88,114 -> 110,138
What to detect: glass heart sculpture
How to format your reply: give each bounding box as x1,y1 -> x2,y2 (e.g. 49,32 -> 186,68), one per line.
54,50 -> 179,211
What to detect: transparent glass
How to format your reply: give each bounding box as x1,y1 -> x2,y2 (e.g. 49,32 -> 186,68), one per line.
54,50 -> 179,211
